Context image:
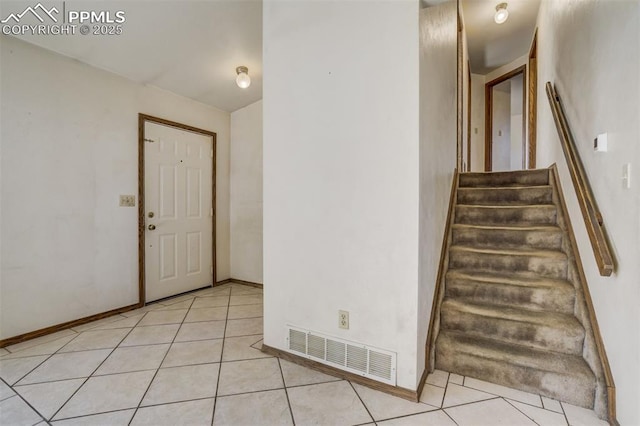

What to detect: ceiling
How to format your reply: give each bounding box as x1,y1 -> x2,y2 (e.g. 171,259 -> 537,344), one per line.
461,0 -> 540,74
4,0 -> 262,112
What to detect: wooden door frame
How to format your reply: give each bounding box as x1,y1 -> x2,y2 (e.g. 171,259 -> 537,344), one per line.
528,29 -> 538,169
138,113 -> 217,305
484,65 -> 527,171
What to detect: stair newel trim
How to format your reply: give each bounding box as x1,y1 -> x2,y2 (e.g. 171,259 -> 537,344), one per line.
545,82 -> 614,276
425,169 -> 460,371
549,164 -> 617,425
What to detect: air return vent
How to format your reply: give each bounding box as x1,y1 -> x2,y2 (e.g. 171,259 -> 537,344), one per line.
286,326 -> 397,385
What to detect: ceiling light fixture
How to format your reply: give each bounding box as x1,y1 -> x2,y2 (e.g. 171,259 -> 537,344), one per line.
235,66 -> 251,89
494,3 -> 509,24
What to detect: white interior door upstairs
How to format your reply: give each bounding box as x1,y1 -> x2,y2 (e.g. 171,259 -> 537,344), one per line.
144,120 -> 214,302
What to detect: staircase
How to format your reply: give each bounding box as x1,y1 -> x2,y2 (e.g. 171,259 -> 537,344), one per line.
434,168 -> 607,413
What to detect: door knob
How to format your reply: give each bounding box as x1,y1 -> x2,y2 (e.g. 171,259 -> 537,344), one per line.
148,224 -> 156,231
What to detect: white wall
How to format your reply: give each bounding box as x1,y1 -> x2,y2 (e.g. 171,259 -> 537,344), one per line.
230,100 -> 263,284
418,0 -> 458,375
470,73 -> 485,171
536,1 -> 640,423
263,0 -> 422,390
492,89 -> 511,171
0,36 -> 231,340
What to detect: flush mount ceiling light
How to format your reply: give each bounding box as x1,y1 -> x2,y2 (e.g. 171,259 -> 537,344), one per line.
494,3 -> 509,24
235,66 -> 251,89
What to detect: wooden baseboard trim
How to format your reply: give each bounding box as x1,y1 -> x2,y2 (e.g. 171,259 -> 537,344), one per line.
261,344 -> 420,402
0,303 -> 142,348
216,278 -> 263,289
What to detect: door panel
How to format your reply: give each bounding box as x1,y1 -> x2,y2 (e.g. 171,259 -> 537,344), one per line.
144,121 -> 213,302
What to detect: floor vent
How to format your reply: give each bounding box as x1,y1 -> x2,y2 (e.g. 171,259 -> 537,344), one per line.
286,326 -> 397,385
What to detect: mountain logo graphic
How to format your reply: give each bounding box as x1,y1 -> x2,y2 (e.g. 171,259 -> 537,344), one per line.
1,3 -> 59,24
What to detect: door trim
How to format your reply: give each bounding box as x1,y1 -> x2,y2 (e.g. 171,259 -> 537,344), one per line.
138,114 -> 217,305
528,29 -> 538,169
484,65 -> 527,171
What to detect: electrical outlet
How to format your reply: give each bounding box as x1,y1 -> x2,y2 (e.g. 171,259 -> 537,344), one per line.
119,195 -> 136,207
338,310 -> 349,330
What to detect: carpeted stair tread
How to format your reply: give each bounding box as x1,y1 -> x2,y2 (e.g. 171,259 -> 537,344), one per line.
457,186 -> 553,206
449,245 -> 567,259
459,169 -> 549,188
435,330 -> 596,407
455,204 -> 557,226
451,224 -> 563,250
445,270 -> 575,313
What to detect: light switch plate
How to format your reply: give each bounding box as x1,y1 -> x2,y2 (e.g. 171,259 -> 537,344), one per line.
119,195 -> 136,207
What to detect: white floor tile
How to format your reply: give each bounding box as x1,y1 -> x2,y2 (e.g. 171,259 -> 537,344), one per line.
119,324 -> 180,347
221,335 -> 269,362
1,335 -> 77,359
542,396 -> 564,413
508,400 -> 568,426
426,369 -> 449,387
51,408 -> 135,425
227,303 -> 263,320
352,382 -> 437,421
131,399 -> 214,426
464,377 -> 542,407
162,339 -> 223,367
0,395 -> 43,425
136,309 -> 188,326
141,363 -> 219,406
217,358 -> 283,396
17,350 -> 111,386
378,410 -> 457,426
225,317 -> 263,337
279,359 -> 340,388
445,398 -> 537,426
561,402 -> 609,426
0,356 -> 49,385
5,330 -> 77,354
229,294 -> 263,306
70,316 -> 127,333
287,380 -> 372,426
183,307 -> 227,323
54,370 -> 155,420
92,314 -> 145,330
174,321 -> 226,342
94,344 -> 170,375
0,379 -> 15,401
214,389 -> 292,426
191,296 -> 229,309
14,378 -> 85,420
157,299 -> 195,310
449,373 -> 464,385
419,383 -> 445,408
442,383 -> 495,408
58,329 -> 130,353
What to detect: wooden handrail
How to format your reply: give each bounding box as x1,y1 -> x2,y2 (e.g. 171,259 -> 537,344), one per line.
545,82 -> 614,276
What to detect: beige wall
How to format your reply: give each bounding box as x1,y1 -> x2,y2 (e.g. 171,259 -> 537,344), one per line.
536,1 -> 640,423
0,37 -> 231,339
230,100 -> 263,284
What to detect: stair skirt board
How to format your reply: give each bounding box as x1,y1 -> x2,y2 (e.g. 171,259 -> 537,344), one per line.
428,166 -> 615,423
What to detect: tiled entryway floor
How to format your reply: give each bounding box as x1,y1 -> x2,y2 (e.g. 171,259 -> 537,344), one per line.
1,283 -> 608,425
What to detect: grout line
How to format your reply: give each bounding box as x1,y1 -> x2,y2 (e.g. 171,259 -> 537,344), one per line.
348,380 -> 376,424
211,285 -> 233,426
276,358 -> 296,425
0,393 -> 47,425
46,407 -> 136,423
559,401 -> 571,426
442,408 -> 460,426
127,297 -> 196,426
48,313 -> 146,422
215,385 -> 287,399
504,397 -> 543,425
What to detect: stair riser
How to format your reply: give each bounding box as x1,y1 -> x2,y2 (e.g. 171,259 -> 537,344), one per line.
455,206 -> 557,226
440,308 -> 585,354
445,279 -> 575,313
449,250 -> 568,279
452,227 -> 563,250
457,187 -> 553,206
435,347 -> 595,408
459,170 -> 549,188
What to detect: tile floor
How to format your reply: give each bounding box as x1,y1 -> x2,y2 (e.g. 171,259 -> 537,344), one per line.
0,283 -> 609,425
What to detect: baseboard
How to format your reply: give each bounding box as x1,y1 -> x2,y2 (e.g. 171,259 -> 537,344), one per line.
216,278 -> 263,288
0,303 -> 142,348
261,344 -> 420,402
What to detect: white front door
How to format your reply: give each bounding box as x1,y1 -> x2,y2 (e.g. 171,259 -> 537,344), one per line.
144,121 -> 214,302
